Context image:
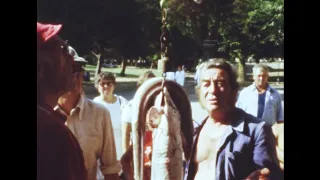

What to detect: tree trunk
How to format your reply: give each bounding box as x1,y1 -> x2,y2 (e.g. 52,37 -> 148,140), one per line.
237,56 -> 247,83
150,61 -> 154,69
120,56 -> 127,76
95,54 -> 102,77
255,56 -> 260,64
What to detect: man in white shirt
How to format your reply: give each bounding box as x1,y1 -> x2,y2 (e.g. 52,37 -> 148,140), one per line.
236,64 -> 284,126
55,46 -> 121,180
175,65 -> 185,86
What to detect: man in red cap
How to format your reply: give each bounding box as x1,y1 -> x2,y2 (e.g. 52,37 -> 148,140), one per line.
37,22 -> 88,180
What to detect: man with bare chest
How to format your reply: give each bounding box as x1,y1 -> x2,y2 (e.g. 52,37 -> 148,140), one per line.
186,59 -> 282,180
194,120 -> 228,180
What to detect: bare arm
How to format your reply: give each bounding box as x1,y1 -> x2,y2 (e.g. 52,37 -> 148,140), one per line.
122,122 -> 132,152
272,123 -> 284,170
120,145 -> 134,180
121,102 -> 133,152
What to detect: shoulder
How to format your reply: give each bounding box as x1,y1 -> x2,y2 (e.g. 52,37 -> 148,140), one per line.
118,95 -> 128,101
269,86 -> 282,98
237,86 -> 251,102
37,107 -> 62,131
237,108 -> 268,136
37,109 -> 86,176
37,109 -> 75,143
238,84 -> 254,100
240,84 -> 254,94
92,96 -> 100,102
117,95 -> 129,107
86,98 -> 104,109
84,98 -> 110,116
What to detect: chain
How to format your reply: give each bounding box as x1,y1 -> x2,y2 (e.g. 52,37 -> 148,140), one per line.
160,8 -> 170,105
160,9 -> 168,60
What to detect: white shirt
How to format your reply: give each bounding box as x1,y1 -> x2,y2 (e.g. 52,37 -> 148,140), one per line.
165,72 -> 176,81
93,95 -> 128,161
93,95 -> 123,130
175,70 -> 185,86
122,100 -> 133,123
236,83 -> 284,126
54,93 -> 121,180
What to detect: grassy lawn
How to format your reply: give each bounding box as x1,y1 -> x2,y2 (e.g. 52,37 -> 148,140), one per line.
82,63 -> 283,97
83,63 -> 283,89
84,65 -> 162,83
82,65 -> 164,92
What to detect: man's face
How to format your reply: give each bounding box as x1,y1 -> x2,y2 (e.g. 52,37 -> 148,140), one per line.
45,36 -> 75,93
253,68 -> 268,88
199,68 -> 235,114
98,79 -> 115,97
69,69 -> 84,94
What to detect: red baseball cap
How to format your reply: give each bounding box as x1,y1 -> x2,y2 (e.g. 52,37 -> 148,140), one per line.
37,22 -> 62,47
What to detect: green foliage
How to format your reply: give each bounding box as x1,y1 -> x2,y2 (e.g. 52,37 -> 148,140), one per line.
38,0 -> 283,66
219,0 -> 284,59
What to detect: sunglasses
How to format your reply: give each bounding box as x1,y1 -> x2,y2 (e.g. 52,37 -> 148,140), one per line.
99,82 -> 113,86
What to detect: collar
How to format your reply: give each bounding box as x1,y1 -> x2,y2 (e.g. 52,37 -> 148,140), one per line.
192,109 -> 246,158
250,83 -> 273,93
196,108 -> 245,134
54,92 -> 87,120
229,108 -> 245,132
216,108 -> 245,151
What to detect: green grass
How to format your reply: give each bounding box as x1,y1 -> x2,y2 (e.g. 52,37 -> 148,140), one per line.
83,65 -> 164,93
82,64 -> 283,95
83,65 -> 162,83
83,64 -> 283,87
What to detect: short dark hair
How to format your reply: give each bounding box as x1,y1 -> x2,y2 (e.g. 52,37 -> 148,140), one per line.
94,72 -> 116,90
197,58 -> 239,91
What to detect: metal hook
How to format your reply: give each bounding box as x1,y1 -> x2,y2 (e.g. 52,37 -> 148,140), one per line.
162,9 -> 167,24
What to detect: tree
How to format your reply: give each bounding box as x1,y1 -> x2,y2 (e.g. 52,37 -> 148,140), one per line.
219,0 -> 284,81
38,0 -> 151,76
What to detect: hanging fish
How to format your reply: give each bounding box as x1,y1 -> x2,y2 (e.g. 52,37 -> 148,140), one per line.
131,77 -> 194,180
148,87 -> 183,180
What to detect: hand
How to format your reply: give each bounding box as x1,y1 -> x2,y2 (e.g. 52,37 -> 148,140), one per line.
244,168 -> 270,180
120,146 -> 134,180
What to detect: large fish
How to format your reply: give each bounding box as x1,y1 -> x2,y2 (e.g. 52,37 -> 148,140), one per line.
131,77 -> 193,180
149,87 -> 183,180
